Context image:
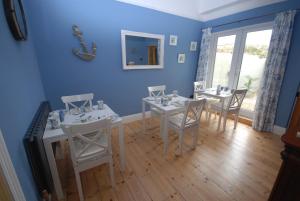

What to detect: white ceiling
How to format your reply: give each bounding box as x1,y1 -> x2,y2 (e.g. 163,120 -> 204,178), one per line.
116,0 -> 286,21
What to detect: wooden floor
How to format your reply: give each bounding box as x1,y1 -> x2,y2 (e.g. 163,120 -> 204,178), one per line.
0,165 -> 13,201
56,116 -> 284,201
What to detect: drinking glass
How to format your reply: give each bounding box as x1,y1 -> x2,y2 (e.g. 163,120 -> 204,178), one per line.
155,97 -> 161,104
97,100 -> 104,110
172,90 -> 178,97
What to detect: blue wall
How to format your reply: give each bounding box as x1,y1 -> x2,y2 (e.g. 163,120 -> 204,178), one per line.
0,1 -> 45,201
202,0 -> 300,127
27,0 -> 202,116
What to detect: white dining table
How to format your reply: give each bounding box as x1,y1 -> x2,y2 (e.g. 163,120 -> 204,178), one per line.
142,95 -> 189,154
43,104 -> 125,201
195,89 -> 232,130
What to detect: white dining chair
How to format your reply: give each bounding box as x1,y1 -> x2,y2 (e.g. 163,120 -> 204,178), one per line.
209,89 -> 248,131
61,119 -> 115,201
148,85 -> 166,97
193,81 -> 206,99
147,85 -> 166,133
61,93 -> 94,114
168,99 -> 206,155
194,81 -> 218,120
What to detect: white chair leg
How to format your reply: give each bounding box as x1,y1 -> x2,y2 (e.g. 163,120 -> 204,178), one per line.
205,105 -> 209,121
178,132 -> 184,155
148,113 -> 153,130
109,158 -> 116,188
75,170 -> 84,201
222,113 -> 228,131
192,128 -> 198,149
234,113 -> 239,129
208,110 -> 212,123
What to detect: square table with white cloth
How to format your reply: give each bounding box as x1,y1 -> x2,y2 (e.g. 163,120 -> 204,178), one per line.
43,104 -> 125,201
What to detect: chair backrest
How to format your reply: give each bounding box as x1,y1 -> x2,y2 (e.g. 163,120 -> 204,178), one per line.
181,99 -> 206,129
148,85 -> 166,97
226,89 -> 248,111
194,81 -> 206,92
61,93 -> 94,113
61,119 -> 112,165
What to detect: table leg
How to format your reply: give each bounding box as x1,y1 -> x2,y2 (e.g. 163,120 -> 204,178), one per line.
44,140 -> 64,200
163,113 -> 169,155
217,99 -> 225,131
118,124 -> 125,171
142,101 -> 146,134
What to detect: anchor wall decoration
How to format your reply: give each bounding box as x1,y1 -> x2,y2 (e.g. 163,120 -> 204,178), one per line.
72,25 -> 96,61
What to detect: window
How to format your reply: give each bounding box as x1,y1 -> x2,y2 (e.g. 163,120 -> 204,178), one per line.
211,35 -> 236,88
207,23 -> 273,119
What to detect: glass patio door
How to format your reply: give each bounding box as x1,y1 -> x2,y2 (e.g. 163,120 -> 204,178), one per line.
208,23 -> 273,119
211,35 -> 236,88
236,29 -> 273,118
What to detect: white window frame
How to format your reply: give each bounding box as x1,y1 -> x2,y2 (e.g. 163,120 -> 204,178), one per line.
207,22 -> 273,118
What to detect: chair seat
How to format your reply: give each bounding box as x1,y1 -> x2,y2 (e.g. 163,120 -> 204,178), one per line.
210,102 -> 223,110
169,113 -> 184,128
169,113 -> 196,129
210,102 -> 239,113
74,134 -> 108,163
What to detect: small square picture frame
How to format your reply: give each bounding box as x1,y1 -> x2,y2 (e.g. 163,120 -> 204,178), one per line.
169,35 -> 178,46
190,41 -> 197,51
178,53 -> 185,64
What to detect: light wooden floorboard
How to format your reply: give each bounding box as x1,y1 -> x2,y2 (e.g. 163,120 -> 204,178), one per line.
0,166 -> 13,201
56,116 -> 283,201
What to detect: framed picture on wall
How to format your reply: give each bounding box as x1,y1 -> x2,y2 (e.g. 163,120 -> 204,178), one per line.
169,35 -> 178,46
190,41 -> 197,51
178,53 -> 185,63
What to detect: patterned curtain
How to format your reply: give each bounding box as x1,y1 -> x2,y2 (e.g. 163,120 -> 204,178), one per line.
195,28 -> 212,82
253,10 -> 296,132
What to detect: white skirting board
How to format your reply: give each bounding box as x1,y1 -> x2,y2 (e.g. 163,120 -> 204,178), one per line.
122,112 -> 287,136
272,125 -> 286,136
122,111 -> 151,123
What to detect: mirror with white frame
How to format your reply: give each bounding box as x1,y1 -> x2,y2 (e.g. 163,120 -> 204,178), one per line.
121,30 -> 164,70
